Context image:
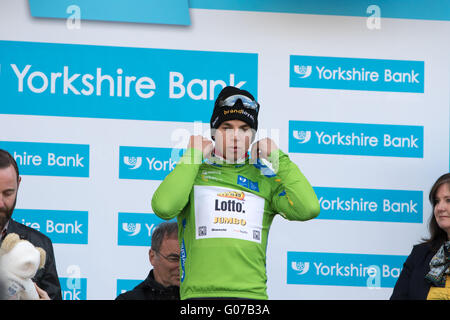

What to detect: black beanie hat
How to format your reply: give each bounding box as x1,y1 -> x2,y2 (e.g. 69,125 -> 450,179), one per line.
210,86 -> 259,134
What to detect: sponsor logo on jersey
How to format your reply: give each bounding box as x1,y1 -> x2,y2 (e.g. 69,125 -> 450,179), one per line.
217,191 -> 245,201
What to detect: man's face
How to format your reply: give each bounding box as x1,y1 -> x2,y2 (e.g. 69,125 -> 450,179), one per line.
149,235 -> 180,287
214,120 -> 253,161
0,165 -> 20,229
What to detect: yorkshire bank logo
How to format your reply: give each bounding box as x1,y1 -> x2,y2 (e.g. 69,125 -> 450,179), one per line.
289,120 -> 423,158
292,130 -> 311,144
123,156 -> 142,170
291,261 -> 310,275
122,222 -> 141,236
293,65 -> 312,78
119,146 -> 183,180
287,252 -> 407,288
290,55 -> 424,93
0,141 -> 89,178
0,41 -> 257,123
314,186 -> 423,223
118,212 -> 176,246
13,209 -> 88,244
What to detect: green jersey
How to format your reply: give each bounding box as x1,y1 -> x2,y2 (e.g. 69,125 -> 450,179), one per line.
151,148 -> 320,299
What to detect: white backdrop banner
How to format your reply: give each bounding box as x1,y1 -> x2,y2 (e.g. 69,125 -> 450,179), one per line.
0,0 -> 449,299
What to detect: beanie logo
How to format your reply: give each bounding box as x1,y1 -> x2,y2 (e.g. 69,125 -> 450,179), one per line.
223,109 -> 244,115
221,109 -> 255,122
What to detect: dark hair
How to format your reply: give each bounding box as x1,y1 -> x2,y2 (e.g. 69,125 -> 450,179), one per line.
151,222 -> 178,252
422,173 -> 450,252
0,149 -> 19,181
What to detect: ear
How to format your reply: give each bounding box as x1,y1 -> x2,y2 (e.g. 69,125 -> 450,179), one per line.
0,233 -> 20,252
149,248 -> 155,265
36,247 -> 46,269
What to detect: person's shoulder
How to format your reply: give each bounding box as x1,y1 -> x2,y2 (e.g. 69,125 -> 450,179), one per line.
115,281 -> 147,300
8,219 -> 53,246
412,242 -> 431,251
409,242 -> 433,258
115,290 -> 136,300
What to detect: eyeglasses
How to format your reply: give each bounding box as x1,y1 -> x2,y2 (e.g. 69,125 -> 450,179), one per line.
217,94 -> 259,111
156,251 -> 180,263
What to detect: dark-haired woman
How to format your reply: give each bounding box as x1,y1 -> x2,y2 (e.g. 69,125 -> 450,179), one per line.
391,173 -> 450,300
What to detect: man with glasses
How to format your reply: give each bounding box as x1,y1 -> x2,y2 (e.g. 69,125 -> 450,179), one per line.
116,222 -> 180,300
152,86 -> 320,300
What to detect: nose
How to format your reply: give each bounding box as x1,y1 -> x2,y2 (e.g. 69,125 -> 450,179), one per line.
230,128 -> 238,138
435,200 -> 445,212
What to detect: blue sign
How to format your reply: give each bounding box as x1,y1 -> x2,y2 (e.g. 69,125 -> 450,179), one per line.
119,146 -> 184,181
13,209 -> 89,244
60,277 -> 87,300
290,55 -> 424,93
28,1 -> 450,24
118,212 -> 175,246
314,187 -> 423,223
0,141 -> 89,177
289,120 -> 423,158
0,41 -> 257,122
116,279 -> 141,297
190,0 -> 450,21
287,251 -> 407,288
29,0 -> 190,26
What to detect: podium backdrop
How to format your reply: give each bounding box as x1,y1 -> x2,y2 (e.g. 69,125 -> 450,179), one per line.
1,1 -> 449,299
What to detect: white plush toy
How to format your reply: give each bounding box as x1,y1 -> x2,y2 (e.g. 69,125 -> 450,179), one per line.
0,233 -> 46,300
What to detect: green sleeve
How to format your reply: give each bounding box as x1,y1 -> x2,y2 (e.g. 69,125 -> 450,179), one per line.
151,148 -> 203,220
268,149 -> 320,221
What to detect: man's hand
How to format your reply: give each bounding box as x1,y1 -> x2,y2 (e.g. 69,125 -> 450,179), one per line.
187,135 -> 214,160
34,283 -> 51,300
250,138 -> 279,161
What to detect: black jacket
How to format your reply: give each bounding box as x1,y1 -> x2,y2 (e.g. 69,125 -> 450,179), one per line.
5,219 -> 62,300
115,270 -> 179,300
390,242 -> 435,300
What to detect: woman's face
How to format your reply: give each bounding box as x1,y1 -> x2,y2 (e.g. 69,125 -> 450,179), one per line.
433,183 -> 450,240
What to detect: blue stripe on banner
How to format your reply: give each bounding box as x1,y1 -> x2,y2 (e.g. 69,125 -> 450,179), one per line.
28,0 -> 191,25
190,0 -> 450,21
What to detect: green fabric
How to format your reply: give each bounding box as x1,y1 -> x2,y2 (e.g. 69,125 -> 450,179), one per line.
152,147 -> 320,299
